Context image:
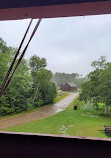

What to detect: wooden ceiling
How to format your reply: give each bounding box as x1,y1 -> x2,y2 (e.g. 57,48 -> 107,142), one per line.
0,0 -> 111,20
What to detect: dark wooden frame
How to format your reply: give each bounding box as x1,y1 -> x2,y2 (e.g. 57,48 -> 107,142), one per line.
0,131 -> 111,158
1,1 -> 111,20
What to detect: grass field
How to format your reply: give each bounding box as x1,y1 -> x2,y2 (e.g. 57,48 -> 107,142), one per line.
54,91 -> 70,103
4,95 -> 111,138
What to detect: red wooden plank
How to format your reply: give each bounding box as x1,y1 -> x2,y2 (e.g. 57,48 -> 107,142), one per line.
0,1 -> 111,20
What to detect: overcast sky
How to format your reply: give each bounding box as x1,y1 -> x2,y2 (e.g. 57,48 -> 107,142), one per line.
0,14 -> 111,76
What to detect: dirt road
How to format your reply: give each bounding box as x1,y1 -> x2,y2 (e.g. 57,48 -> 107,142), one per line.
0,93 -> 79,130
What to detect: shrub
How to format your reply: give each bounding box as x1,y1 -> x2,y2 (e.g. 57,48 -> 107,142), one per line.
33,100 -> 43,107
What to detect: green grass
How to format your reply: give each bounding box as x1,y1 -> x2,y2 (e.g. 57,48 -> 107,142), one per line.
4,95 -> 111,138
54,92 -> 70,103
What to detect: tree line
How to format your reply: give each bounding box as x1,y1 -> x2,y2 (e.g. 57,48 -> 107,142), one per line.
52,72 -> 87,88
0,38 -> 57,116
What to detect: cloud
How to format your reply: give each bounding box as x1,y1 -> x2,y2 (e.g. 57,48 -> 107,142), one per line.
0,14 -> 111,76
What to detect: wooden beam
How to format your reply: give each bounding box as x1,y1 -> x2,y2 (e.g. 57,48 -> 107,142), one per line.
0,1 -> 111,20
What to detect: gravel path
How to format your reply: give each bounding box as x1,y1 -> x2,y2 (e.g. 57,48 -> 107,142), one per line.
0,93 -> 79,130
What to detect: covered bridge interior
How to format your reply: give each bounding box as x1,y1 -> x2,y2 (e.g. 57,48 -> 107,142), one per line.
0,0 -> 111,157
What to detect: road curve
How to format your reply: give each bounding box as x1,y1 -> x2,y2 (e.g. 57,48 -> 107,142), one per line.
0,93 -> 79,130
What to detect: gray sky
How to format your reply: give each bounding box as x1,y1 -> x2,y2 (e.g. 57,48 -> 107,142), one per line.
0,14 -> 111,76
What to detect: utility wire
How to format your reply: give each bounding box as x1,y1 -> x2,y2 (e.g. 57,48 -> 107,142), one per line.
0,18 -> 42,99
0,19 -> 33,92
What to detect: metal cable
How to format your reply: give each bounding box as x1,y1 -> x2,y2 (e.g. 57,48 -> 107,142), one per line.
0,19 -> 33,92
0,18 -> 42,99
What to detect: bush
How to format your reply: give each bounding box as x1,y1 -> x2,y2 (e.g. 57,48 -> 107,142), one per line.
38,82 -> 57,105
33,100 -> 43,107
0,107 -> 15,116
15,107 -> 22,113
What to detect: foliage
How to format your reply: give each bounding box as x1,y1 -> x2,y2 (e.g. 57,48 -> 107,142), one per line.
33,68 -> 57,105
0,57 -> 32,115
0,38 -> 57,116
29,55 -> 57,105
80,56 -> 111,114
29,55 -> 47,81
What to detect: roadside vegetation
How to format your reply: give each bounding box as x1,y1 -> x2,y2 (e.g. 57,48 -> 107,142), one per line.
54,90 -> 70,103
0,91 -> 69,119
0,38 -> 57,116
0,37 -> 79,117
80,56 -> 111,115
